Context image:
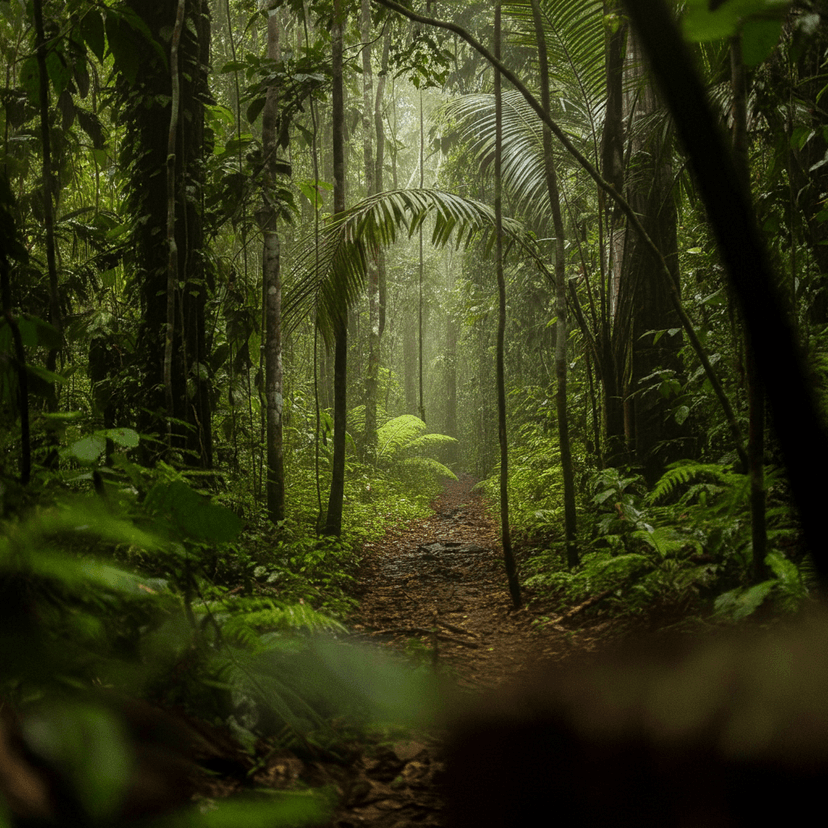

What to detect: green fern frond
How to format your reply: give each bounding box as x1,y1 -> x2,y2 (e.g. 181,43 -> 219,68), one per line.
376,414 -> 427,461
397,456 -> 458,483
649,460 -> 738,503
283,189 -> 533,345
404,433 -> 458,456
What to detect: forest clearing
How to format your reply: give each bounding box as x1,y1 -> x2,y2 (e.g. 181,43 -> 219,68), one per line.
2,0 -> 828,824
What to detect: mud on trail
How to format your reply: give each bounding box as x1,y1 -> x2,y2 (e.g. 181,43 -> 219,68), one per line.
330,474 -> 607,827
351,473 -> 572,689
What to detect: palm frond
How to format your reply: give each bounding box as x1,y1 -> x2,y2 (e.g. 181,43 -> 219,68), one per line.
502,0 -> 606,146
283,188 -> 531,345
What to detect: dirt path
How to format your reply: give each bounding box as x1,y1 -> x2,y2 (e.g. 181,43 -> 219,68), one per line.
351,473 -> 572,689
330,475 -> 606,827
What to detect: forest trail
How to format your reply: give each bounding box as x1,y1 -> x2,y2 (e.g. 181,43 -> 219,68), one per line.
352,473 -> 572,688
331,474 -> 608,827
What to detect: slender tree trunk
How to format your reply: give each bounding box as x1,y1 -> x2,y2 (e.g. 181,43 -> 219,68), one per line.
362,0 -> 380,461
32,0 -> 61,415
731,35 -> 768,581
404,310 -> 418,414
0,254 -> 29,484
600,0 -> 627,465
165,0 -> 186,452
530,0 -> 578,568
261,2 -> 285,524
376,28 -> 391,339
418,90 -> 426,423
494,4 -> 521,607
324,0 -> 347,536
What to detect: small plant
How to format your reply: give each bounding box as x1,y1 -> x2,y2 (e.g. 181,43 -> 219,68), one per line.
375,415 -> 458,488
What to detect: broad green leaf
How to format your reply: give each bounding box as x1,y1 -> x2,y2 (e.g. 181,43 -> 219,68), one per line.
65,434 -> 106,464
22,704 -> 131,823
45,49 -> 71,96
682,0 -> 790,43
145,480 -> 242,543
105,11 -> 140,85
80,9 -> 106,63
26,363 -> 67,386
741,17 -> 783,66
20,55 -> 40,103
17,315 -> 61,350
100,428 -> 139,449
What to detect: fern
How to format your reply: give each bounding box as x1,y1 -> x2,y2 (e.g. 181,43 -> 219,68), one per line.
375,415 -> 458,485
649,460 -> 737,503
376,414 -> 427,461
396,455 -> 458,482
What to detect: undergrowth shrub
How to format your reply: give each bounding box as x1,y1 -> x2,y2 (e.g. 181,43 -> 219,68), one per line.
526,461 -> 808,623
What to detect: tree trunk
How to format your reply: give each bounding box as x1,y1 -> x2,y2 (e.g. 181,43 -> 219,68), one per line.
324,0 -> 347,536
362,0 -> 379,462
530,0 -> 578,568
127,0 -> 212,469
418,90 -> 426,424
619,27 -> 683,484
600,0 -> 627,466
32,0 -> 61,405
494,3 -> 521,608
261,2 -> 285,524
731,34 -> 768,581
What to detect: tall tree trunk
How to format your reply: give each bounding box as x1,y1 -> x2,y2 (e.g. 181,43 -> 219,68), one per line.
600,0 -> 627,465
127,0 -> 212,469
494,4 -> 521,608
731,35 -> 768,581
32,0 -> 61,473
404,310 -> 418,414
619,28 -> 683,484
165,0 -> 186,452
376,28 -> 391,339
418,90 -> 426,424
530,0 -> 578,568
261,1 -> 285,524
362,0 -> 379,461
324,0 -> 347,536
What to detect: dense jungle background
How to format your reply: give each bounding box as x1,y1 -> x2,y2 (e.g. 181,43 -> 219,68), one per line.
1,0 -> 828,825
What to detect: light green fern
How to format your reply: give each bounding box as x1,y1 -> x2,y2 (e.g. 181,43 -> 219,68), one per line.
376,415 -> 458,482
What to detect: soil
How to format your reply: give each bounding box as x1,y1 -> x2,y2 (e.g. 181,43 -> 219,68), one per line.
323,473 -> 614,827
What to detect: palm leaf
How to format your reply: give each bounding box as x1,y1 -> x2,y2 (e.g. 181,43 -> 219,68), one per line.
503,0 -> 606,149
283,188 -> 532,345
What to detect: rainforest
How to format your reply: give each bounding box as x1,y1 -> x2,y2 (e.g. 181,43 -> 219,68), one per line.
1,0 -> 827,825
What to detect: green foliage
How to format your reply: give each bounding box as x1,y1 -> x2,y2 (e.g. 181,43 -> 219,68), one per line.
682,0 -> 789,66
482,423 -> 566,537
375,415 -> 458,486
526,458 -> 805,622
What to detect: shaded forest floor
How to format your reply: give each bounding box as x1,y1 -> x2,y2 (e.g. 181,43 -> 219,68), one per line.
326,473 -> 615,827
184,475 -> 625,827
